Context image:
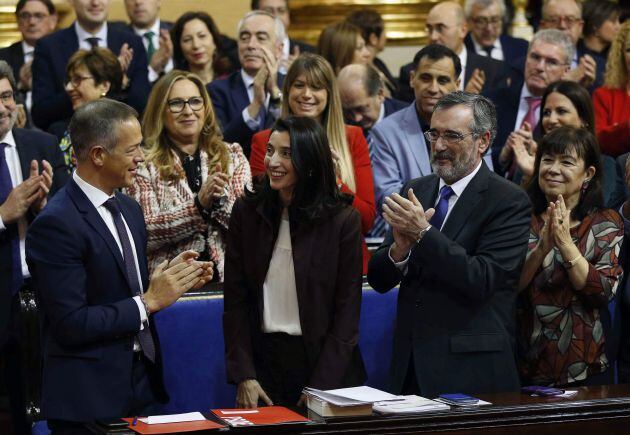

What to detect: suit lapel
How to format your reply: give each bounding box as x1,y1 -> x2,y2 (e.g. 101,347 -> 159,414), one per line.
441,163 -> 489,240
411,175 -> 439,210
234,73 -> 250,113
14,129 -> 32,181
67,180 -> 128,284
402,105 -> 432,176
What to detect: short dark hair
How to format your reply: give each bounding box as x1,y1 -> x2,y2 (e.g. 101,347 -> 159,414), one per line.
251,0 -> 288,9
0,60 -> 17,93
69,99 -> 138,162
412,44 -> 462,79
171,11 -> 222,71
66,48 -> 123,98
15,0 -> 56,15
527,126 -> 603,221
538,80 -> 595,135
346,9 -> 385,43
582,0 -> 621,38
246,116 -> 351,223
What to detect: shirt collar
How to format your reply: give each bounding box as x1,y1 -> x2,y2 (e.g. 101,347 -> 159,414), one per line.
471,35 -> 502,53
74,21 -> 108,46
522,81 -> 534,100
240,69 -> 256,88
133,18 -> 160,37
0,129 -> 16,148
73,170 -> 114,209
282,35 -> 290,58
458,45 -> 467,68
377,100 -> 386,123
21,41 -> 34,56
438,159 -> 483,198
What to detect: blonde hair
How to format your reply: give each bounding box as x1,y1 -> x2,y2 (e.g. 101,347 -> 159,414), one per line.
142,70 -> 229,182
317,21 -> 362,74
604,20 -> 630,89
281,53 -> 356,191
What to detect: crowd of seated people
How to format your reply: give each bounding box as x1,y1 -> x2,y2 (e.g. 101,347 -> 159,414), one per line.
2,0 -> 630,432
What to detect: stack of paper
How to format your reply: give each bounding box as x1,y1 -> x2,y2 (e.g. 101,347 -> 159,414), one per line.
303,386 -> 398,417
373,396 -> 450,415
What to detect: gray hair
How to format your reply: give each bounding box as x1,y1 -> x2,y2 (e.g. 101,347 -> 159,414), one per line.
0,60 -> 17,93
529,28 -> 575,66
69,99 -> 138,162
464,0 -> 506,20
338,63 -> 383,97
237,10 -> 286,44
434,91 -> 497,147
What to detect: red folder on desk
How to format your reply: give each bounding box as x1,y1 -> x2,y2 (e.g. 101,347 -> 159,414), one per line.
122,417 -> 224,433
211,406 -> 310,427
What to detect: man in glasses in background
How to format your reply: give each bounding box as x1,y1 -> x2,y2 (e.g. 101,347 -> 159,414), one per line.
0,0 -> 57,127
538,0 -> 603,91
489,29 -> 573,176
368,91 -> 530,397
463,0 -> 528,64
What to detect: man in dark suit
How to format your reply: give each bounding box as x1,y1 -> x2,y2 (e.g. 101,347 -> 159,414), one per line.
123,0 -> 173,82
0,0 -> 57,126
251,0 -> 314,74
368,91 -> 531,397
539,0 -> 603,91
463,0 -> 528,62
489,29 -> 573,176
397,1 -> 507,103
26,99 -> 212,433
208,10 -> 284,158
0,60 -> 67,435
337,63 -> 406,138
31,0 -> 150,131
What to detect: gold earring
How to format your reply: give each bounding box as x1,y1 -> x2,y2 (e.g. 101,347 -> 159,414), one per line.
100,92 -> 106,97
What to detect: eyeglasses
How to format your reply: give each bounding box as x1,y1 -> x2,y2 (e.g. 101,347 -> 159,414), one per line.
167,97 -> 204,113
526,52 -> 567,71
65,75 -> 94,88
471,16 -> 502,27
17,12 -> 50,23
424,130 -> 475,145
542,16 -> 582,27
0,91 -> 14,104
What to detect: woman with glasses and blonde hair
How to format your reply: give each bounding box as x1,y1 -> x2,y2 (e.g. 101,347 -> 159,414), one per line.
593,20 -> 630,157
249,53 -> 375,273
125,70 -> 250,280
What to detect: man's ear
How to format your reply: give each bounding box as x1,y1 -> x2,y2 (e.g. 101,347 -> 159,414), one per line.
89,146 -> 106,167
368,32 -> 379,47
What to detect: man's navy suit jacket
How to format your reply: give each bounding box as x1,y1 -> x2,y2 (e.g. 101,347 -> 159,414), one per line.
26,179 -> 167,421
0,128 -> 68,343
207,70 -> 284,158
464,33 -> 529,64
31,23 -> 150,131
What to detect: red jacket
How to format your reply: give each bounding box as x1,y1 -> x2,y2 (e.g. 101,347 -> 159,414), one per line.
593,87 -> 630,157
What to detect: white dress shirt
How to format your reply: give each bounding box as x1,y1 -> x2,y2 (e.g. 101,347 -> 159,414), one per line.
389,160 -> 484,268
471,35 -> 504,61
240,69 -> 281,130
75,21 -> 108,50
132,18 -> 173,82
72,171 -> 148,334
514,83 -> 538,131
457,46 -> 468,91
262,208 -> 302,335
21,41 -> 34,113
0,130 -> 30,278
279,35 -> 290,75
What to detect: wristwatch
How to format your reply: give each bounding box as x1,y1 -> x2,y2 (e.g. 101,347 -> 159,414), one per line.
269,91 -> 282,106
562,255 -> 582,269
415,225 -> 432,243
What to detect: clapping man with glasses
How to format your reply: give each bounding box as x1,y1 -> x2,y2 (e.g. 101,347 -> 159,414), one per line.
0,60 -> 68,434
0,0 -> 57,127
368,91 -> 531,397
539,0 -> 603,91
490,29 -> 573,177
463,0 -> 528,63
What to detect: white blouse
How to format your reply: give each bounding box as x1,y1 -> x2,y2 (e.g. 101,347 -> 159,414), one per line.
262,208 -> 303,335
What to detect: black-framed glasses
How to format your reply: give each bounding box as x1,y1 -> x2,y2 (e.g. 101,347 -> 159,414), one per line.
64,75 -> 94,88
424,130 -> 475,145
17,12 -> 49,22
0,91 -> 13,104
167,97 -> 204,113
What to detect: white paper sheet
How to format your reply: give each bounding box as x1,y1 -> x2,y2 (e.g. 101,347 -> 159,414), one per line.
139,412 -> 206,425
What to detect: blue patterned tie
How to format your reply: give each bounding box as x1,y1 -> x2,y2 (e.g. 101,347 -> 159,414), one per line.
429,185 -> 454,230
103,197 -> 156,362
0,143 -> 23,295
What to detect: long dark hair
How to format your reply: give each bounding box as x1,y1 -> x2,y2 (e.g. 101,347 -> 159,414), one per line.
538,80 -> 595,135
526,126 -> 603,221
246,116 -> 352,223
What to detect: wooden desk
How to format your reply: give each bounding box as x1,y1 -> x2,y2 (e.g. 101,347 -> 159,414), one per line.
90,384 -> 630,434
